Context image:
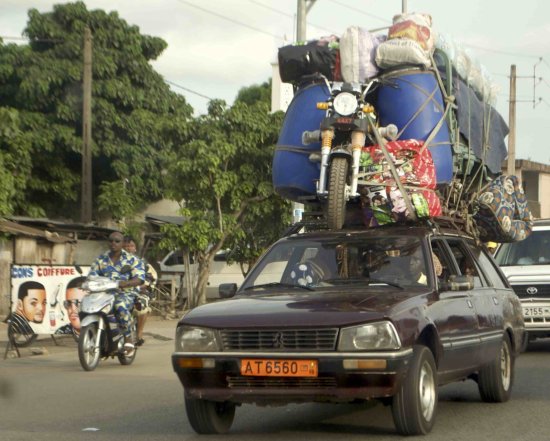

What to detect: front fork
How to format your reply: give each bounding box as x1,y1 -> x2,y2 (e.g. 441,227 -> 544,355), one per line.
317,129 -> 366,198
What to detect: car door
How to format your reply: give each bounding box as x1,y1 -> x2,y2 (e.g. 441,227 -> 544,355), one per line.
467,242 -> 513,359
429,239 -> 480,380
446,238 -> 502,366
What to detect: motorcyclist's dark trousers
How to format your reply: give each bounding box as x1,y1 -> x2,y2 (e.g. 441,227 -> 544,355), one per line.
114,292 -> 135,338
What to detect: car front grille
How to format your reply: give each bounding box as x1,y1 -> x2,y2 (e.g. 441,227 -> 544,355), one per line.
220,329 -> 338,351
524,316 -> 550,325
227,376 -> 337,388
512,284 -> 550,298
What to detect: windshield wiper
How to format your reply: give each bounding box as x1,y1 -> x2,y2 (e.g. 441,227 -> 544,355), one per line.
366,278 -> 404,289
244,282 -> 315,292
324,277 -> 404,289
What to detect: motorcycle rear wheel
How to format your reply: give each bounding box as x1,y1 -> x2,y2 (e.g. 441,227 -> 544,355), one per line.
78,324 -> 101,371
327,156 -> 349,230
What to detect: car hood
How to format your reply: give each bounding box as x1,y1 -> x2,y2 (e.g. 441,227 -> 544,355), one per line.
500,265 -> 550,283
179,288 -> 429,328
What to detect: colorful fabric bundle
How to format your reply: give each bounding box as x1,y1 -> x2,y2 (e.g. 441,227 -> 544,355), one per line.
359,139 -> 441,226
474,175 -> 533,242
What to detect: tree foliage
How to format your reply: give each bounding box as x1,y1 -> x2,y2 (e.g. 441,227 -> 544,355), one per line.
0,2 -> 193,220
161,92 -> 290,305
235,79 -> 272,107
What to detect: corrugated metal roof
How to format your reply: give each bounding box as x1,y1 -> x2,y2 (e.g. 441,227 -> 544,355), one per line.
145,214 -> 185,226
0,219 -> 75,243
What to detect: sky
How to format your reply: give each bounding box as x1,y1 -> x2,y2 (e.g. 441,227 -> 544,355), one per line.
1,0 -> 550,165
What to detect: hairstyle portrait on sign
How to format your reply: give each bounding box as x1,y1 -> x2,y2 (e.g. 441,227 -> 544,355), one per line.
64,276 -> 87,333
16,281 -> 47,324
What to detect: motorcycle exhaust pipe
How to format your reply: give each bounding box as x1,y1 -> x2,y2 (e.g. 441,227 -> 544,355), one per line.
377,124 -> 398,140
302,130 -> 321,145
350,131 -> 367,198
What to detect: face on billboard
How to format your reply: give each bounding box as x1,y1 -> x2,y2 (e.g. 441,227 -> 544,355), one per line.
18,288 -> 46,323
64,287 -> 86,331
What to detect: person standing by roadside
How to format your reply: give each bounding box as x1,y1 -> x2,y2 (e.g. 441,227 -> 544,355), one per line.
88,231 -> 145,351
123,236 -> 158,347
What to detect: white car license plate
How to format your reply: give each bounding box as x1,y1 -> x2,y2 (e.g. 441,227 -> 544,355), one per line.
523,306 -> 550,317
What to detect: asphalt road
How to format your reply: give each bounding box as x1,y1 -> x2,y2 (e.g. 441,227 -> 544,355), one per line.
1,322 -> 549,441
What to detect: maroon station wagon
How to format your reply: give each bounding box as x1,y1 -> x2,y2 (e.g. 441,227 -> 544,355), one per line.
172,223 -> 524,436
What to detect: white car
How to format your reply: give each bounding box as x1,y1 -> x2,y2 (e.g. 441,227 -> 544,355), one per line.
158,249 -> 245,299
495,219 -> 550,350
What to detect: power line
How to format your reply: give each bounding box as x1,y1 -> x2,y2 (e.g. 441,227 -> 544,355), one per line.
0,35 -> 63,43
462,43 -> 541,59
327,0 -> 390,24
175,0 -> 284,41
165,79 -> 213,100
0,35 -> 27,41
248,0 -> 337,35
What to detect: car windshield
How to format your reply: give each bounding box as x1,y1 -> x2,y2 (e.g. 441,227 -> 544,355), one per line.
241,235 -> 429,292
495,229 -> 550,266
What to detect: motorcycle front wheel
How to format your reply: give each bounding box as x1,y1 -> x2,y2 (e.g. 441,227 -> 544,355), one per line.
327,157 -> 349,230
78,324 -> 101,371
118,320 -> 137,366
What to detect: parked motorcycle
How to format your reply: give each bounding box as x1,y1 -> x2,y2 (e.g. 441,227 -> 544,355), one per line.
77,272 -> 138,371
303,80 -> 399,230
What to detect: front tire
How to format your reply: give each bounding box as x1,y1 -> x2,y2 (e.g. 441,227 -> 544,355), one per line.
78,324 -> 101,372
326,156 -> 348,230
392,345 -> 438,436
478,333 -> 514,402
185,397 -> 236,434
519,332 -> 530,353
118,320 -> 138,366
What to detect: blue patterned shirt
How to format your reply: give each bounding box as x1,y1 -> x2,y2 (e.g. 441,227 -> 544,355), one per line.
88,249 -> 145,296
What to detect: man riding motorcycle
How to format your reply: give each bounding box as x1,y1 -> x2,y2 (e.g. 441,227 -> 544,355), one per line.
88,231 -> 145,351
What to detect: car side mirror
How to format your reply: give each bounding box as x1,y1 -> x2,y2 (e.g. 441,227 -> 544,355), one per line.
445,275 -> 474,291
219,283 -> 237,299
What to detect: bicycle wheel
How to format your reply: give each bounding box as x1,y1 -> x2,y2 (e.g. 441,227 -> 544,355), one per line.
7,316 -> 37,348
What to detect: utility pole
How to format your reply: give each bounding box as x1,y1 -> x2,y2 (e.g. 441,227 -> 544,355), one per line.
296,0 -> 316,42
81,26 -> 93,224
508,64 -> 516,177
291,0 -> 317,223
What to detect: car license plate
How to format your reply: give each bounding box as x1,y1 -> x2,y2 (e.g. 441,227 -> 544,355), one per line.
523,306 -> 550,317
240,359 -> 318,377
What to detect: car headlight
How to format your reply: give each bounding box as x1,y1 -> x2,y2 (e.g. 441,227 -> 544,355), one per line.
338,321 -> 401,351
175,326 -> 220,352
333,92 -> 358,116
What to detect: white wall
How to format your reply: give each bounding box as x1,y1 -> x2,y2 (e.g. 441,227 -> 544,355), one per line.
540,173 -> 550,219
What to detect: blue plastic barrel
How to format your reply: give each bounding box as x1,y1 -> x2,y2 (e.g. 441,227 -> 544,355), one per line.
273,81 -> 330,201
377,69 -> 453,184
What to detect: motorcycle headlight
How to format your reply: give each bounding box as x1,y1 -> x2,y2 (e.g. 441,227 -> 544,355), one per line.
338,321 -> 401,351
333,92 -> 358,116
175,326 -> 220,352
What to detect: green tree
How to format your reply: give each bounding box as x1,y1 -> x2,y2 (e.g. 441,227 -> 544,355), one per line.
235,79 -> 272,107
0,107 -> 34,216
161,96 -> 290,306
0,2 -> 192,220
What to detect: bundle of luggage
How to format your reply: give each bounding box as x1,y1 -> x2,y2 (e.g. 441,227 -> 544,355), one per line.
359,139 -> 441,226
276,11 -> 532,243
